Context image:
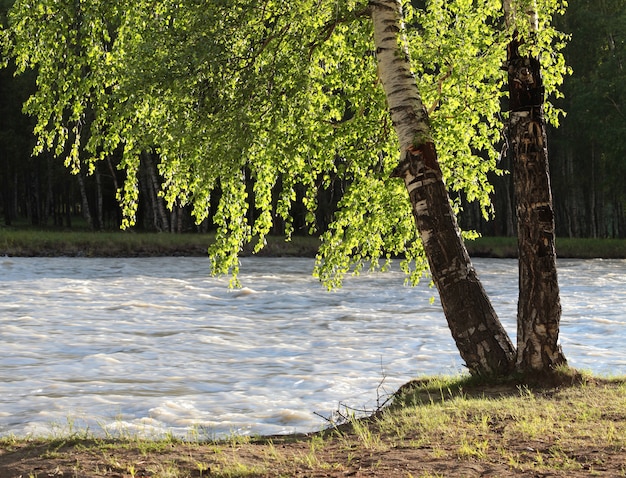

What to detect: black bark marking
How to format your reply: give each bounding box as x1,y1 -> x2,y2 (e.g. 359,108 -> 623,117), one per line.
505,33 -> 567,372
503,32 -> 545,112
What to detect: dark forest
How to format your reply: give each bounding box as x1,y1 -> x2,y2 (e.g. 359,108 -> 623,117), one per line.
1,1 -> 624,238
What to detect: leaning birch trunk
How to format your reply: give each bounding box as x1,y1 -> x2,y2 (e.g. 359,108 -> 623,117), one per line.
370,0 -> 516,375
503,0 -> 567,372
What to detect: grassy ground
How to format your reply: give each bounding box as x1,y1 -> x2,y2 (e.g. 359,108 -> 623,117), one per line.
2,373 -> 626,477
2,227 -> 626,259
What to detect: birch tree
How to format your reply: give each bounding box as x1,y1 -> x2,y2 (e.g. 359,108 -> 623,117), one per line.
371,0 -> 514,374
502,0 -> 568,372
2,0 -> 569,376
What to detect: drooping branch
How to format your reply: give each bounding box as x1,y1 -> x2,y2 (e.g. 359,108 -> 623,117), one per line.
308,6 -> 370,59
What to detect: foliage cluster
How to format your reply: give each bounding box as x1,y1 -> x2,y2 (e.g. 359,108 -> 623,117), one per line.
2,0 -> 568,284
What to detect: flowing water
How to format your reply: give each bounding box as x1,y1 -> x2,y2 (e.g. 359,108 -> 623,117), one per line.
1,256 -> 625,438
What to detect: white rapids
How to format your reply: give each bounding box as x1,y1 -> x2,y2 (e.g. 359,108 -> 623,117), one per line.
1,256 -> 625,438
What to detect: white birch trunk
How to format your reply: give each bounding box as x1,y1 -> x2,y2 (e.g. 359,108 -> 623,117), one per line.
527,0 -> 539,33
503,0 -> 516,28
370,1 -> 431,152
503,0 -> 539,32
371,0 -> 516,375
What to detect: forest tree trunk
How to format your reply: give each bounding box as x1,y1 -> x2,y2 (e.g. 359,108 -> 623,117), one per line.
95,165 -> 104,230
76,168 -> 94,230
371,0 -> 516,376
503,33 -> 567,372
142,151 -> 170,232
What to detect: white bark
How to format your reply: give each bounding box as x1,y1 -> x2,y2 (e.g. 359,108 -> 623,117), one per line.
503,0 -> 515,28
370,0 -> 430,151
370,0 -> 516,374
527,0 -> 539,33
503,0 -> 539,32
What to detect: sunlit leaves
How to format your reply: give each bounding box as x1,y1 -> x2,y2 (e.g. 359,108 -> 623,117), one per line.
407,0 -> 504,219
314,175 -> 416,288
6,0 -> 119,164
2,0 -> 569,286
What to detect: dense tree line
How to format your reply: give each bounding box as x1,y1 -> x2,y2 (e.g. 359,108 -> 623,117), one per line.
0,1 -> 623,240
552,0 -> 626,238
0,54 -> 203,231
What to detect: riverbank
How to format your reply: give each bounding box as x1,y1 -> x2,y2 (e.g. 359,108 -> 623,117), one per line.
1,373 -> 625,477
0,229 -> 320,258
2,228 -> 626,259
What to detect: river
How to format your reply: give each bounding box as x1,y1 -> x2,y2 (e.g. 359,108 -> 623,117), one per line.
1,257 -> 625,438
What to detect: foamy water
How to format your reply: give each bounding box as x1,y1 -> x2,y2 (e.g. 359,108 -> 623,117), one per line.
1,256 -> 625,438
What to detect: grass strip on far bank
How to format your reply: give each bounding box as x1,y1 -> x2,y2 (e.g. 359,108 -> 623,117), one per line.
466,236 -> 626,259
1,374 -> 626,477
0,228 -> 321,258
2,227 -> 626,259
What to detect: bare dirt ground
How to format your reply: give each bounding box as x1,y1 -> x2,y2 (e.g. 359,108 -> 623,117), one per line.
1,422 -> 624,477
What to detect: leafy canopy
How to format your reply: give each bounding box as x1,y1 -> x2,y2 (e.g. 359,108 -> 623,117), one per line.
2,0 -> 568,286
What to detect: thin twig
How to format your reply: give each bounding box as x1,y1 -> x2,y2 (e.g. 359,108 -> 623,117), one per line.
313,359 -> 396,428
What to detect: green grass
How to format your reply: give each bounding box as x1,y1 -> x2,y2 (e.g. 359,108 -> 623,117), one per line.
0,228 -> 209,257
1,226 -> 626,259
0,227 -> 321,258
466,236 -> 626,259
555,237 -> 626,258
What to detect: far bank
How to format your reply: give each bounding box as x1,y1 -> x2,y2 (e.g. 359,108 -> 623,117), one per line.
2,228 -> 626,259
